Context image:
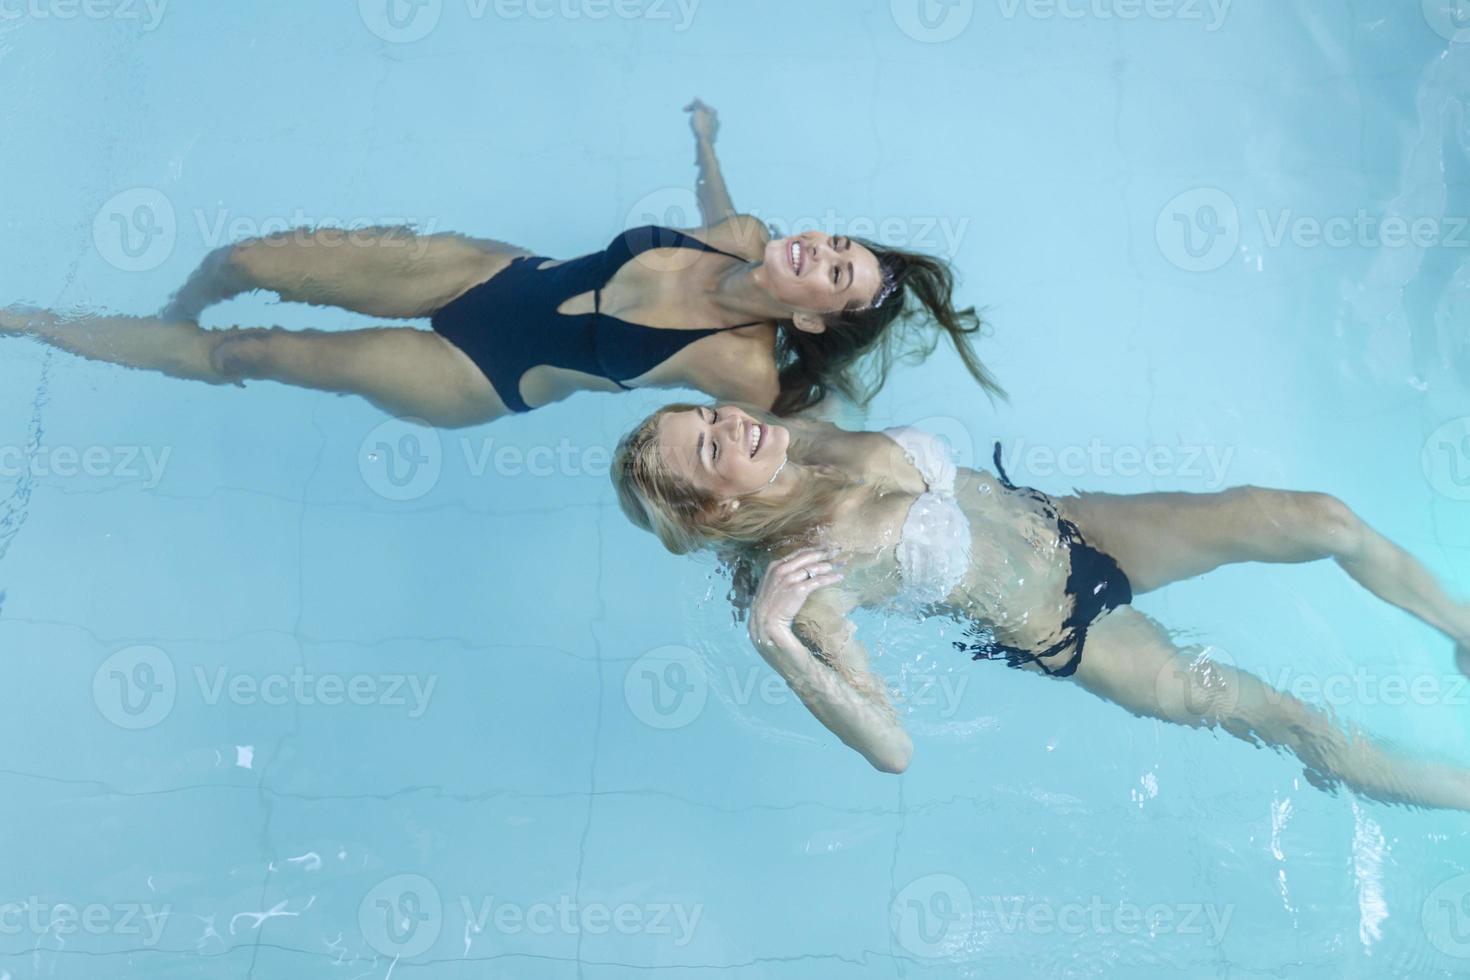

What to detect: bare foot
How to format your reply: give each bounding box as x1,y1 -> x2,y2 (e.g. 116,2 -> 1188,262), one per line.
0,304 -> 44,334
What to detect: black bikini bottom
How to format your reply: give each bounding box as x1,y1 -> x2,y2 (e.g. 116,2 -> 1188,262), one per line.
952,442 -> 1133,678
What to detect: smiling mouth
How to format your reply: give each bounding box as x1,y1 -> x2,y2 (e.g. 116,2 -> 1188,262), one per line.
787,239 -> 804,276
749,422 -> 763,458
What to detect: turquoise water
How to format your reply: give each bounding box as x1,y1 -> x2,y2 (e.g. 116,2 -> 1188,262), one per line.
2,1 -> 1469,976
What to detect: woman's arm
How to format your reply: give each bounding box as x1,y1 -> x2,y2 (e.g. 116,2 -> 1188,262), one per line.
685,98 -> 736,225
748,549 -> 913,773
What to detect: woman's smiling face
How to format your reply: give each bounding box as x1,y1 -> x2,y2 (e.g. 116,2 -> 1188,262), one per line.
655,405 -> 791,500
755,232 -> 884,320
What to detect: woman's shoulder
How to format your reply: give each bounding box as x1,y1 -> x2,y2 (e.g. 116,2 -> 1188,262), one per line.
689,330 -> 781,407
688,213 -> 770,260
793,426 -> 925,498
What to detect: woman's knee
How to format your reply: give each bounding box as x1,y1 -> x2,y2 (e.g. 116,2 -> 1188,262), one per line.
208,326 -> 285,381
1285,490 -> 1363,559
1234,486 -> 1364,560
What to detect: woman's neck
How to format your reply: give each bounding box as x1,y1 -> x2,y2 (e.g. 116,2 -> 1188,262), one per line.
788,420 -> 870,468
706,261 -> 792,323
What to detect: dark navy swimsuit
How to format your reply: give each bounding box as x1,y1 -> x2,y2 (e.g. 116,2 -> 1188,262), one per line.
430,225 -> 757,413
953,443 -> 1134,678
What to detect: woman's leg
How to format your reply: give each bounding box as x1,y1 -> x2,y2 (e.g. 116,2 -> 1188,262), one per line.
207,325 -> 508,426
1069,607 -> 1470,812
160,226 -> 528,321
1058,486 -> 1470,649
2,306 -> 225,383
1,308 -> 507,428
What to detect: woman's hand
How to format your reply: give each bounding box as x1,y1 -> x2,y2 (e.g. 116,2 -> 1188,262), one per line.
748,548 -> 843,650
684,97 -> 719,143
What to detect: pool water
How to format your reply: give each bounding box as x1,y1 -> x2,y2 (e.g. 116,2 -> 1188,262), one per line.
1,1 -> 1469,977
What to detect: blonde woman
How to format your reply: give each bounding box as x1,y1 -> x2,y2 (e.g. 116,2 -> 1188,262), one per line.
612,402 -> 1470,811
1,101 -> 999,426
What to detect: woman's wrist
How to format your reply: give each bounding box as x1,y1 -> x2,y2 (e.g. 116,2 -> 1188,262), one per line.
751,624 -> 805,665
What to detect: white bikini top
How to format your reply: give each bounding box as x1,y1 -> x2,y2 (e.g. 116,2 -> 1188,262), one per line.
882,426 -> 972,608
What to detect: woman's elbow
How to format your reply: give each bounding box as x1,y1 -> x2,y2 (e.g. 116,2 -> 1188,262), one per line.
868,735 -> 913,775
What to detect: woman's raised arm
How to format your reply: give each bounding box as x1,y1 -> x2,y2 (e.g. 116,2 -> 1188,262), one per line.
748,549 -> 913,773
685,98 -> 737,225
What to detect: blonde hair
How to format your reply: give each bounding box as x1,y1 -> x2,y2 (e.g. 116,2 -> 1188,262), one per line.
611,402 -> 851,560
613,402 -> 899,707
